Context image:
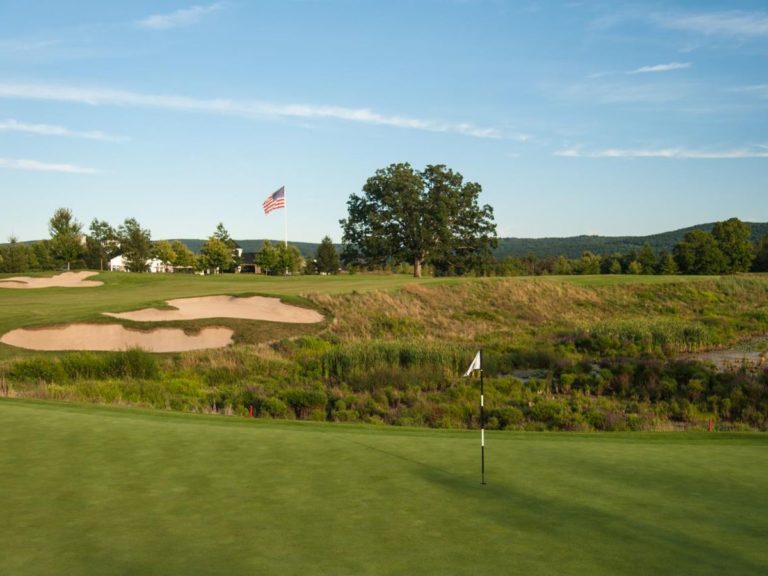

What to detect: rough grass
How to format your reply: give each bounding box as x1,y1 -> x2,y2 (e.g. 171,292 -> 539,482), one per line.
1,399 -> 766,576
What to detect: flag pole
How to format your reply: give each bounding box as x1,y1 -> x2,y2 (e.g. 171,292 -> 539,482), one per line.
480,349 -> 485,485
283,186 -> 288,249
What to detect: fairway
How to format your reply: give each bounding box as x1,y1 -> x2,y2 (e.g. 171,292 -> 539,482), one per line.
1,400 -> 766,575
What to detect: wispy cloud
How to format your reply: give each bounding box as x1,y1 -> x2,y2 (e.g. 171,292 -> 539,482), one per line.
653,10 -> 768,38
0,82 -> 503,139
627,62 -> 692,74
136,3 -> 225,30
0,39 -> 59,52
555,146 -> 768,159
730,84 -> 768,98
0,119 -> 125,142
0,158 -> 100,174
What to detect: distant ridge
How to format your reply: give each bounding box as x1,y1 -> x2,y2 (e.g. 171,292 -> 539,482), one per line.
494,221 -> 768,259
172,221 -> 768,260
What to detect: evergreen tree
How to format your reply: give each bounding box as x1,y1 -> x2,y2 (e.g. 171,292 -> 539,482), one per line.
315,236 -> 340,274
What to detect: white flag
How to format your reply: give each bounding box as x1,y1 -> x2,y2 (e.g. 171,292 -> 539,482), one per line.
464,351 -> 481,376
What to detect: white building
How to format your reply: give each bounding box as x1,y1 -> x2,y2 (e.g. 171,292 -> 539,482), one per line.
108,255 -> 172,273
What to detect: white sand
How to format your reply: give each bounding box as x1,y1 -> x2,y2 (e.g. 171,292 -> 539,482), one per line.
0,271 -> 103,289
0,324 -> 234,352
104,295 -> 324,324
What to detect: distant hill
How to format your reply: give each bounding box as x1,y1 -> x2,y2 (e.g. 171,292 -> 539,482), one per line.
171,239 -> 323,259
172,221 -> 768,260
493,221 -> 768,259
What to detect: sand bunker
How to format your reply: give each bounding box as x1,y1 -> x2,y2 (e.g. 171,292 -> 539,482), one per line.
104,295 -> 324,324
0,271 -> 103,289
0,324 -> 233,352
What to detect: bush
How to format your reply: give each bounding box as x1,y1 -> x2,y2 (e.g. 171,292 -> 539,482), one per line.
8,358 -> 65,383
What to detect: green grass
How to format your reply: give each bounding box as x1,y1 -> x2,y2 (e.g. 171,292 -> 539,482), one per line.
0,271 -> 455,333
1,399 -> 766,575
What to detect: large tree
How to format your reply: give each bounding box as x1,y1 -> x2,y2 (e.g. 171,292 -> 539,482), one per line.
712,218 -> 753,273
118,218 -> 152,272
49,207 -> 83,271
340,163 -> 496,277
674,230 -> 726,275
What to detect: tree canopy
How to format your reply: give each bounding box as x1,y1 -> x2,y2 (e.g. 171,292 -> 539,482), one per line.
340,163 -> 496,277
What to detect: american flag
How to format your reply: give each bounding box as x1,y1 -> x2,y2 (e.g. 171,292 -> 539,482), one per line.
263,186 -> 286,215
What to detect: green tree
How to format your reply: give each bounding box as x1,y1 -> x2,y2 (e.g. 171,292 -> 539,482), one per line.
86,219 -> 118,271
577,251 -> 601,275
255,240 -> 279,274
674,230 -> 726,275
117,218 -> 152,272
277,243 -> 303,274
315,236 -> 340,274
340,163 -> 496,278
752,235 -> 768,272
212,222 -> 240,271
608,258 -> 623,275
0,237 -> 34,273
712,218 -> 754,273
31,240 -> 54,271
199,236 -> 233,273
152,240 -> 177,266
49,207 -> 83,271
657,251 -> 679,275
637,242 -> 657,274
169,240 -> 196,268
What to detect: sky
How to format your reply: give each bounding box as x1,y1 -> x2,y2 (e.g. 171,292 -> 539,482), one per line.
1,0 -> 767,243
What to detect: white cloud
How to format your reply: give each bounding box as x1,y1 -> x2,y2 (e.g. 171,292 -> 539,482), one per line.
555,147 -> 768,159
0,119 -> 125,142
136,3 -> 225,30
0,82 -> 503,139
654,10 -> 768,38
627,62 -> 692,74
0,158 -> 100,174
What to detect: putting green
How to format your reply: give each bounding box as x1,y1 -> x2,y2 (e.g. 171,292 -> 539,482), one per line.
1,399 -> 766,575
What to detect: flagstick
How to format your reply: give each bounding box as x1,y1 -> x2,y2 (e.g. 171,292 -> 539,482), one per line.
480,349 -> 486,485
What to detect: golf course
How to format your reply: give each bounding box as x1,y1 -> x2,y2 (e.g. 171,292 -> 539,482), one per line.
0,271 -> 767,574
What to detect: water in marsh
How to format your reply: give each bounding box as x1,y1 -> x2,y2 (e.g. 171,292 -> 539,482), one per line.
688,336 -> 767,371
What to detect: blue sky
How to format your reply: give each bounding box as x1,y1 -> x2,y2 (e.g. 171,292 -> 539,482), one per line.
1,0 -> 767,243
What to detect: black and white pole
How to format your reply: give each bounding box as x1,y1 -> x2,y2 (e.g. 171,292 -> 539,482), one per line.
480,349 -> 486,485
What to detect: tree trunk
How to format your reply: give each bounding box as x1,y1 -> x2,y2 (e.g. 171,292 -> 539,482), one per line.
413,258 -> 422,278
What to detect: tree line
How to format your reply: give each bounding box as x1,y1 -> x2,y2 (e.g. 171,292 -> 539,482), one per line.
0,208 -> 342,275
491,218 -> 768,277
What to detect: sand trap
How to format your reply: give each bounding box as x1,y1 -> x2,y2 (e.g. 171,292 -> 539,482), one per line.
0,324 -> 233,352
104,295 -> 324,324
0,271 -> 103,289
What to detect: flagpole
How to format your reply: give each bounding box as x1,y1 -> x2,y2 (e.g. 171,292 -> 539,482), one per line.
480,349 -> 485,485
283,186 -> 288,249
